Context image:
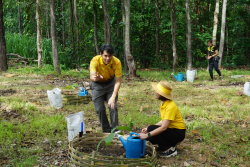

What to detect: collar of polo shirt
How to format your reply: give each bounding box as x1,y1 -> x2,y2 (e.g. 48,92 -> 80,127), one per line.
100,56 -> 113,66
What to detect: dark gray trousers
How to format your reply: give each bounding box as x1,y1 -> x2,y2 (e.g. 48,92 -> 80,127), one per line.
91,78 -> 118,132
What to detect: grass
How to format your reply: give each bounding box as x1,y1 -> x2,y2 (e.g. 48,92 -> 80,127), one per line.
0,65 -> 250,166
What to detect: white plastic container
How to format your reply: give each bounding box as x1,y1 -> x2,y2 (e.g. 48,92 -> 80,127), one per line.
66,111 -> 86,141
47,88 -> 63,109
243,82 -> 250,96
187,70 -> 196,83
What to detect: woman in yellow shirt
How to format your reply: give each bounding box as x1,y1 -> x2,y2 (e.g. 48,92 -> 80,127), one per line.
139,81 -> 186,157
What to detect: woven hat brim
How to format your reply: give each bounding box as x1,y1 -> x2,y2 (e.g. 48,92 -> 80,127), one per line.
151,82 -> 173,100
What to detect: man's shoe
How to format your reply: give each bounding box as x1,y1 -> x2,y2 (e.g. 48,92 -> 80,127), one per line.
209,79 -> 213,81
159,147 -> 177,158
219,76 -> 222,80
103,128 -> 111,133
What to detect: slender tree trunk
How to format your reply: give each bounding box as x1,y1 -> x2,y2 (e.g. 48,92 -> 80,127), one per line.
46,0 -> 50,39
93,0 -> 99,54
116,8 -> 120,58
155,0 -> 159,57
50,0 -> 61,74
69,0 -> 75,60
142,0 -> 146,68
121,0 -> 128,74
124,0 -> 136,77
226,21 -> 228,63
246,6 -> 250,66
212,0 -> 219,45
18,0 -> 22,34
74,0 -> 79,51
218,0 -> 227,69
0,0 -> 7,71
62,0 -> 65,48
36,0 -> 42,68
103,0 -> 111,44
186,0 -> 192,70
170,0 -> 178,72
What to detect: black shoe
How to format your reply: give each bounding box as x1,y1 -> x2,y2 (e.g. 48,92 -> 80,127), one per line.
209,79 -> 213,81
159,147 -> 177,158
219,76 -> 222,80
103,128 -> 111,133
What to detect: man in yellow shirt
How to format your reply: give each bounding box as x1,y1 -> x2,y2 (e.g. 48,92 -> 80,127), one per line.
89,44 -> 122,133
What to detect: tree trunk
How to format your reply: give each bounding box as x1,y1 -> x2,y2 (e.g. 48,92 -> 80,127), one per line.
74,0 -> 79,51
36,0 -> 42,68
142,0 -> 146,68
116,7 -> 120,58
18,0 -> 22,34
212,0 -> 219,45
69,0 -> 75,60
225,21 -> 228,63
218,0 -> 227,69
93,0 -> 99,54
50,0 -> 61,74
186,0 -> 192,70
124,0 -> 136,77
103,0 -> 111,44
46,0 -> 50,39
0,0 -> 7,71
170,0 -> 178,72
62,0 -> 65,48
121,0 -> 128,74
155,0 -> 159,57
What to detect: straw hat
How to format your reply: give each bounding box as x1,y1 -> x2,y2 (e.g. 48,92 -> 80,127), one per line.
151,81 -> 173,100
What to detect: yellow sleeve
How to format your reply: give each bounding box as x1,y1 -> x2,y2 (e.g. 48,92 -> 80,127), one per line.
163,104 -> 177,121
89,58 -> 98,73
115,60 -> 122,77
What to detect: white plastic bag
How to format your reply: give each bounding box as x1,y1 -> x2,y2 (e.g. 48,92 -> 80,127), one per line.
187,70 -> 196,83
65,111 -> 86,141
193,69 -> 197,76
243,82 -> 250,96
47,88 -> 63,109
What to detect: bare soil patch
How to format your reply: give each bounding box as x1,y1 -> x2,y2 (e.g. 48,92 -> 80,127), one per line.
0,89 -> 17,96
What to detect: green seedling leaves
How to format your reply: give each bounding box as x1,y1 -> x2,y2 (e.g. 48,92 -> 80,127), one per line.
71,83 -> 78,89
118,126 -> 131,131
105,133 -> 115,146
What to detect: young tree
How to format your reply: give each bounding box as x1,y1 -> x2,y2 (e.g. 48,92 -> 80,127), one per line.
186,0 -> 192,70
170,0 -> 178,72
36,0 -> 42,68
0,0 -> 7,71
74,0 -> 79,52
18,0 -> 23,34
155,0 -> 159,57
93,0 -> 99,54
218,0 -> 227,69
69,0 -> 75,58
141,0 -> 146,68
212,0 -> 219,45
62,0 -> 65,48
121,0 -> 128,74
103,0 -> 111,44
124,0 -> 136,77
50,0 -> 61,74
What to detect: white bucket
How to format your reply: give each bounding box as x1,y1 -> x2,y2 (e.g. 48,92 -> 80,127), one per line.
243,82 -> 250,96
187,70 -> 196,83
47,88 -> 63,109
65,111 -> 86,141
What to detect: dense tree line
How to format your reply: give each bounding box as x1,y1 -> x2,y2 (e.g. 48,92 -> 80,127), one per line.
0,0 -> 249,75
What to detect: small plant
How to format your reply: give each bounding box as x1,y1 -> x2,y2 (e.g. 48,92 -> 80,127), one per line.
96,119 -> 134,154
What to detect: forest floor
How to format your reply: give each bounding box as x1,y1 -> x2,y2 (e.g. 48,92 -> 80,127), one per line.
0,64 -> 250,167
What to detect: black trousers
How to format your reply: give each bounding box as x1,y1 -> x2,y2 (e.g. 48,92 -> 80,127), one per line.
209,60 -> 221,79
91,78 -> 118,132
146,125 -> 186,151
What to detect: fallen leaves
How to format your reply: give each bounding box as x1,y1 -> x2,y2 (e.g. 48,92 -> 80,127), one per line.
240,138 -> 248,142
241,124 -> 248,128
237,92 -> 243,96
139,106 -> 143,112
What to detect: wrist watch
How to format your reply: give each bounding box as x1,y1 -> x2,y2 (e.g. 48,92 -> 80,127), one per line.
148,133 -> 151,137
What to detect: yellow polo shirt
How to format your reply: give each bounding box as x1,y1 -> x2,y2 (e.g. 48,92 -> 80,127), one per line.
160,100 -> 186,129
90,55 -> 122,83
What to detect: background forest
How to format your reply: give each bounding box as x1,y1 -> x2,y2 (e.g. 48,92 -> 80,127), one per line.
2,0 -> 250,71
